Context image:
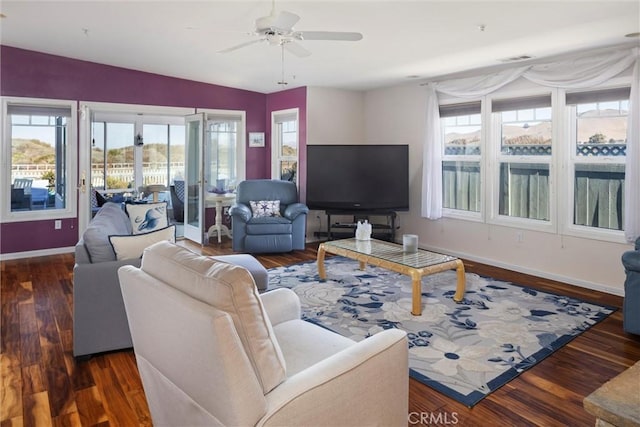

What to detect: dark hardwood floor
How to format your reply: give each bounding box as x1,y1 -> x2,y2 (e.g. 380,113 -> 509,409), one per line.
1,239 -> 639,426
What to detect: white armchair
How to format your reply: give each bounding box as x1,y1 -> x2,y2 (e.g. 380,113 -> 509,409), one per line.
118,241 -> 408,427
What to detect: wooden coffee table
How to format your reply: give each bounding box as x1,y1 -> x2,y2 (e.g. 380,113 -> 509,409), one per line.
317,238 -> 466,316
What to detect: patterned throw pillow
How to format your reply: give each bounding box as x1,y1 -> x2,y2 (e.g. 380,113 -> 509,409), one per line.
250,200 -> 281,217
109,225 -> 176,260
125,202 -> 169,234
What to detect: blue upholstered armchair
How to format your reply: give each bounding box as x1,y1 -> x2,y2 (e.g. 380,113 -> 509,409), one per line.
229,180 -> 309,253
622,237 -> 640,335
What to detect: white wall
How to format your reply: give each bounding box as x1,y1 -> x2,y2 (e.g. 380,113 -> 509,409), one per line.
306,87 -> 365,145
363,82 -> 632,296
305,87 -> 366,237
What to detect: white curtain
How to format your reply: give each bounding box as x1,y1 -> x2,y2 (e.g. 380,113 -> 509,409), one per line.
422,47 -> 639,242
624,57 -> 640,243
421,84 -> 443,219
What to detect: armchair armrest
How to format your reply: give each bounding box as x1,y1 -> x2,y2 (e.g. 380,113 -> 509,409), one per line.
260,328 -> 408,427
260,288 -> 301,325
622,250 -> 640,272
283,203 -> 309,221
229,203 -> 252,222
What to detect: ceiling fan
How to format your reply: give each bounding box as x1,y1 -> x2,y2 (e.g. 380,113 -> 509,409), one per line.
218,0 -> 363,57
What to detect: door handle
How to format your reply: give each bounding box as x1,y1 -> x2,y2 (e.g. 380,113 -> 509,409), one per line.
79,171 -> 87,192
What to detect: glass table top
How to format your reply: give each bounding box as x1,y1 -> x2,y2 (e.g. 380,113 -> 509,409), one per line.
322,238 -> 457,269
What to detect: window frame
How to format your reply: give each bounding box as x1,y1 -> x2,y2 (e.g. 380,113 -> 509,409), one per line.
271,108 -> 299,184
1,96 -> 78,223
486,90 -> 558,234
196,108 -> 247,191
439,100 -> 484,222
562,82 -> 629,243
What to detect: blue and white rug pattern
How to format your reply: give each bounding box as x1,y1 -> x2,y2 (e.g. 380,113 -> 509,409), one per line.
268,256 -> 615,407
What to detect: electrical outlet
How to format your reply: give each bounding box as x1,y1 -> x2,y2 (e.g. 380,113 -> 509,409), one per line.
54,220 -> 62,230
516,231 -> 524,242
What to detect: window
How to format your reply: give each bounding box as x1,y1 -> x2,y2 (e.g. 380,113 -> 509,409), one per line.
272,109 -> 299,182
2,97 -> 77,221
567,87 -> 629,232
440,102 -> 482,215
492,95 -> 552,222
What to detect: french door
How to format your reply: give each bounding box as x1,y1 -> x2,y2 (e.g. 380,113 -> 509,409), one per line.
183,113 -> 206,243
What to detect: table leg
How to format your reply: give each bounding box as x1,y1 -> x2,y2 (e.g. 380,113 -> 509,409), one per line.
453,259 -> 466,302
215,201 -> 223,243
358,261 -> 366,271
410,270 -> 422,316
317,244 -> 327,280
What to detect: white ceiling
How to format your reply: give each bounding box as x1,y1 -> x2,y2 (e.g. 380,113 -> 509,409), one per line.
1,1 -> 639,94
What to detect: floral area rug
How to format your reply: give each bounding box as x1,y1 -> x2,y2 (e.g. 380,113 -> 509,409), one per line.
268,256 -> 616,407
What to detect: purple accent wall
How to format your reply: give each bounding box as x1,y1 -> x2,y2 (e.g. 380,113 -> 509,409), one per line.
0,45 -> 279,255
265,87 -> 307,201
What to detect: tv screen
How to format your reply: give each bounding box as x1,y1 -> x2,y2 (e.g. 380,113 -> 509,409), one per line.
306,144 -> 409,211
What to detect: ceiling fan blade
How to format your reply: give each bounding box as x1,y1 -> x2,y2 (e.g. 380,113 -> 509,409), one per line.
284,41 -> 311,57
294,31 -> 363,41
271,10 -> 300,30
217,38 -> 264,54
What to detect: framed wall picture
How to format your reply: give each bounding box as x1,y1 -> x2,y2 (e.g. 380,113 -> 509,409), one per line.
249,132 -> 265,147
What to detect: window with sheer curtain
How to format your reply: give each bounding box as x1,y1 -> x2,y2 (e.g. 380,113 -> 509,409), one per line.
422,47 -> 638,242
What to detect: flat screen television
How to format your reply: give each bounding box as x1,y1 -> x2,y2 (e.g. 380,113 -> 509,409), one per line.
306,144 -> 409,212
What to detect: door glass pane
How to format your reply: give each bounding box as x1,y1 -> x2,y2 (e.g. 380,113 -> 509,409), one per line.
105,123 -> 135,190
142,124 -> 169,188
169,124 -> 186,183
186,120 -> 201,226
206,121 -> 237,192
10,109 -> 69,212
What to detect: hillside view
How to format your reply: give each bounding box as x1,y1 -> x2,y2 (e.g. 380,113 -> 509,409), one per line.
12,139 -> 185,164
446,113 -> 627,146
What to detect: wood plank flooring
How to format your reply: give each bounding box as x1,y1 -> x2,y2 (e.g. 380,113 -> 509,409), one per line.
1,240 -> 639,426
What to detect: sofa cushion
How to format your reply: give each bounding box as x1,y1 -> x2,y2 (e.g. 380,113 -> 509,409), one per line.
125,202 -> 169,234
82,202 -> 132,262
109,225 -> 176,260
250,200 -> 281,217
140,241 -> 286,394
246,216 -> 292,235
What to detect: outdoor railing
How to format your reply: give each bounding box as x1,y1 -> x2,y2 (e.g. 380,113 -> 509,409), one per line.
444,143 -> 626,156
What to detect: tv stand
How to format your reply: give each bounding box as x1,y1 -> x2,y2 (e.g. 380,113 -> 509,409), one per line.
325,210 -> 397,242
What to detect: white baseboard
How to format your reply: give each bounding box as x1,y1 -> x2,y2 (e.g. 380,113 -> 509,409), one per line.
0,246 -> 75,261
421,243 -> 624,297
